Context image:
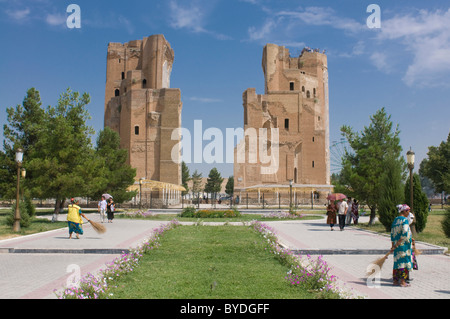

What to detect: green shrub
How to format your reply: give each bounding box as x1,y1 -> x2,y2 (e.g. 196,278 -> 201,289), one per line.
194,209 -> 241,218
24,197 -> 36,218
404,174 -> 429,233
378,157 -> 405,231
179,206 -> 196,218
6,201 -> 31,228
443,208 -> 450,238
179,207 -> 241,219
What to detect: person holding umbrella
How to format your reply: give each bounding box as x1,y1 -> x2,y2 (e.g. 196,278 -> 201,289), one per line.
326,201 -> 337,231
106,197 -> 115,223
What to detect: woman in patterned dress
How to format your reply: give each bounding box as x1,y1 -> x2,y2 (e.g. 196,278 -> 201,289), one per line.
390,204 -> 413,287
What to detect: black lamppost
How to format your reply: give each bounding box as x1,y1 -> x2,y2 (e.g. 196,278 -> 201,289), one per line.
407,148 -> 417,236
13,149 -> 24,232
139,177 -> 145,209
289,179 -> 293,212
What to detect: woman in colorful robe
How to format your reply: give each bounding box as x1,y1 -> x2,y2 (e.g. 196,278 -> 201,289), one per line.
67,198 -> 87,239
390,204 -> 413,287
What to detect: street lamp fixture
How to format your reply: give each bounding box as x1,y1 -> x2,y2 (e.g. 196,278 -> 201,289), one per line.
406,148 -> 416,236
289,179 -> 293,212
406,149 -> 415,170
139,177 -> 145,209
13,148 -> 24,232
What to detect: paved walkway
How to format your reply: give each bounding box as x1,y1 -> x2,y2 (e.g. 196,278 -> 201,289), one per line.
266,217 -> 449,299
0,213 -> 448,299
0,215 -> 166,299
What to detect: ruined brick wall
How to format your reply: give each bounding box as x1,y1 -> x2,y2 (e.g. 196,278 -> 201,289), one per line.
104,35 -> 182,188
235,44 -> 331,197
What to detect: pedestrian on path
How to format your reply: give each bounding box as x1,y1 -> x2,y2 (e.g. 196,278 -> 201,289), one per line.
67,198 -> 87,239
98,196 -> 107,223
337,198 -> 348,231
326,202 -> 337,231
107,197 -> 115,223
345,197 -> 353,225
391,204 -> 413,287
351,199 -> 359,225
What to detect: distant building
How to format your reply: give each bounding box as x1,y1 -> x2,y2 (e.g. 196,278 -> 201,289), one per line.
234,43 -> 333,204
104,35 -> 183,206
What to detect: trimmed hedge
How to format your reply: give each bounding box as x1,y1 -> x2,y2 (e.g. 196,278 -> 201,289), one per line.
179,207 -> 241,218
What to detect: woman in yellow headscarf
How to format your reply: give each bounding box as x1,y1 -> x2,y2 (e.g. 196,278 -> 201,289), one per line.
67,198 -> 87,239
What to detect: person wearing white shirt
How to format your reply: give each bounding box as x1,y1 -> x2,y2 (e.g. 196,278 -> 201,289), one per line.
98,196 -> 107,223
338,198 -> 348,231
345,197 -> 353,225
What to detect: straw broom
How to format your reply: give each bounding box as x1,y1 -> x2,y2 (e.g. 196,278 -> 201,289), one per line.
83,216 -> 107,234
366,240 -> 402,277
366,251 -> 392,276
367,239 -> 423,276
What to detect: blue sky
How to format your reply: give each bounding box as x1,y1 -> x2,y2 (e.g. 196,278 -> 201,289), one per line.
1,0 -> 449,178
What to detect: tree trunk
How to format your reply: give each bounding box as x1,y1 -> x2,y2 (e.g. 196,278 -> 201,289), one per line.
52,198 -> 65,222
369,205 -> 377,225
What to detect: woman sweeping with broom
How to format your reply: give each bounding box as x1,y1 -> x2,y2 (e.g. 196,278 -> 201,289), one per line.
390,204 -> 413,287
67,198 -> 87,239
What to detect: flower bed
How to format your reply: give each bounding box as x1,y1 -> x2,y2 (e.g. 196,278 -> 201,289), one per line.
122,210 -> 157,218
260,211 -> 304,219
55,219 -> 180,299
249,220 -> 354,298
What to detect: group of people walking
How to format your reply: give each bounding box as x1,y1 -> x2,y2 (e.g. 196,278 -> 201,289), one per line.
326,197 -> 359,231
98,195 -> 115,223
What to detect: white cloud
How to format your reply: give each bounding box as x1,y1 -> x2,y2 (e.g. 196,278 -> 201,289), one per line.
248,18 -> 276,41
376,9 -> 450,87
247,6 -> 450,88
45,13 -> 66,26
276,7 -> 364,33
168,0 -> 231,40
246,6 -> 363,48
370,52 -> 390,73
169,0 -> 205,32
337,40 -> 365,58
5,8 -> 30,21
188,97 -> 223,103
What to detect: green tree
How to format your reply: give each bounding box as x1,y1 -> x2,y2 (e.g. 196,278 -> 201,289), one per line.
191,170 -> 203,203
90,127 -> 137,203
419,132 -> 450,194
378,155 -> 405,231
340,107 -> 406,225
181,161 -> 190,196
330,172 -> 348,194
204,168 -> 223,201
0,151 -> 14,199
225,176 -> 234,196
26,88 -> 94,217
404,173 -> 429,233
1,88 -> 45,199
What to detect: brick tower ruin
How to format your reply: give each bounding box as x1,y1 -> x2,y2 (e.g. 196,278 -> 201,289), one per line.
104,34 -> 183,205
234,44 -> 332,204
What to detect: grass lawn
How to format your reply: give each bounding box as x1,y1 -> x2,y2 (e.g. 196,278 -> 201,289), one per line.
0,208 -> 67,240
356,209 -> 450,252
108,225 -> 315,299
